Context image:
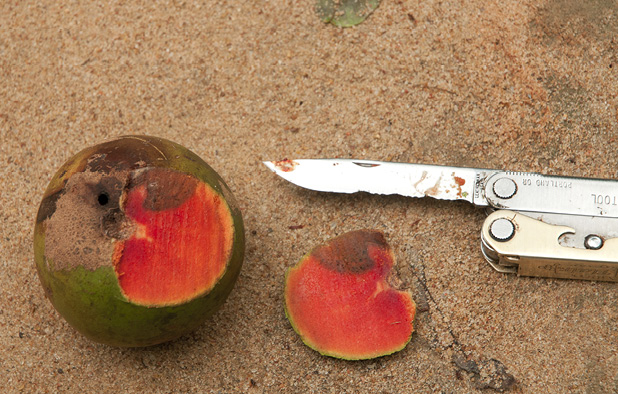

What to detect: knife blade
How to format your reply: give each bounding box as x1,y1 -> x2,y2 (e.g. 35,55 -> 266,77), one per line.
262,158 -> 494,206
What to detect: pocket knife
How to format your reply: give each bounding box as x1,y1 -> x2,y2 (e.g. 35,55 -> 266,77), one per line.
264,158 -> 618,282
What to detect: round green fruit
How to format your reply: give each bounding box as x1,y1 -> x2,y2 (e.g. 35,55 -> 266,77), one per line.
34,135 -> 245,347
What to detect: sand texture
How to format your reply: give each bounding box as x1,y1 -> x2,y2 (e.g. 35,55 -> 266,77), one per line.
2,0 -> 618,392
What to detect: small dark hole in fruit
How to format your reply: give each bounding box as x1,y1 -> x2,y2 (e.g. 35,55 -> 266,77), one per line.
98,193 -> 109,206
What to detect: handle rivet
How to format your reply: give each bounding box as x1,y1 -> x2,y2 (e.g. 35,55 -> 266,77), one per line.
489,218 -> 515,242
493,178 -> 517,199
584,235 -> 603,250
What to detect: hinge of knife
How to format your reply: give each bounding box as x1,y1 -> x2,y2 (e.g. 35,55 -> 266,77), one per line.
480,210 -> 618,282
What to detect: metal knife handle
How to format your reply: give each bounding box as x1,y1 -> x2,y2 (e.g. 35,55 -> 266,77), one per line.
481,210 -> 618,282
484,172 -> 618,218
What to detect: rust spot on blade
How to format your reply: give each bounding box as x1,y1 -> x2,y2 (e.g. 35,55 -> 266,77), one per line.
273,158 -> 298,172
454,175 -> 466,198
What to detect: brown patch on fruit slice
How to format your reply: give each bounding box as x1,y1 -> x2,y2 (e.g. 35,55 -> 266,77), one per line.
284,230 -> 416,360
312,230 -> 386,273
113,170 -> 234,307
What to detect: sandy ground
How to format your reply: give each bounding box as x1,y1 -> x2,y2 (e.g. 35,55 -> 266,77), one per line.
2,0 -> 618,392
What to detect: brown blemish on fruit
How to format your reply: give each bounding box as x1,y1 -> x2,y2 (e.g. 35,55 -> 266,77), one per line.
122,135 -> 168,161
313,230 -> 387,273
86,137 -> 164,174
87,176 -> 124,209
44,171 -> 125,271
129,168 -> 199,211
101,208 -> 135,240
36,188 -> 64,224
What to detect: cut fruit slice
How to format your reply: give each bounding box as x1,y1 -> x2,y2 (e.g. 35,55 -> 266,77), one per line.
284,229 -> 416,360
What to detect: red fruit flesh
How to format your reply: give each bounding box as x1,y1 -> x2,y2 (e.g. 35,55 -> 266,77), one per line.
114,169 -> 234,307
285,230 -> 416,360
